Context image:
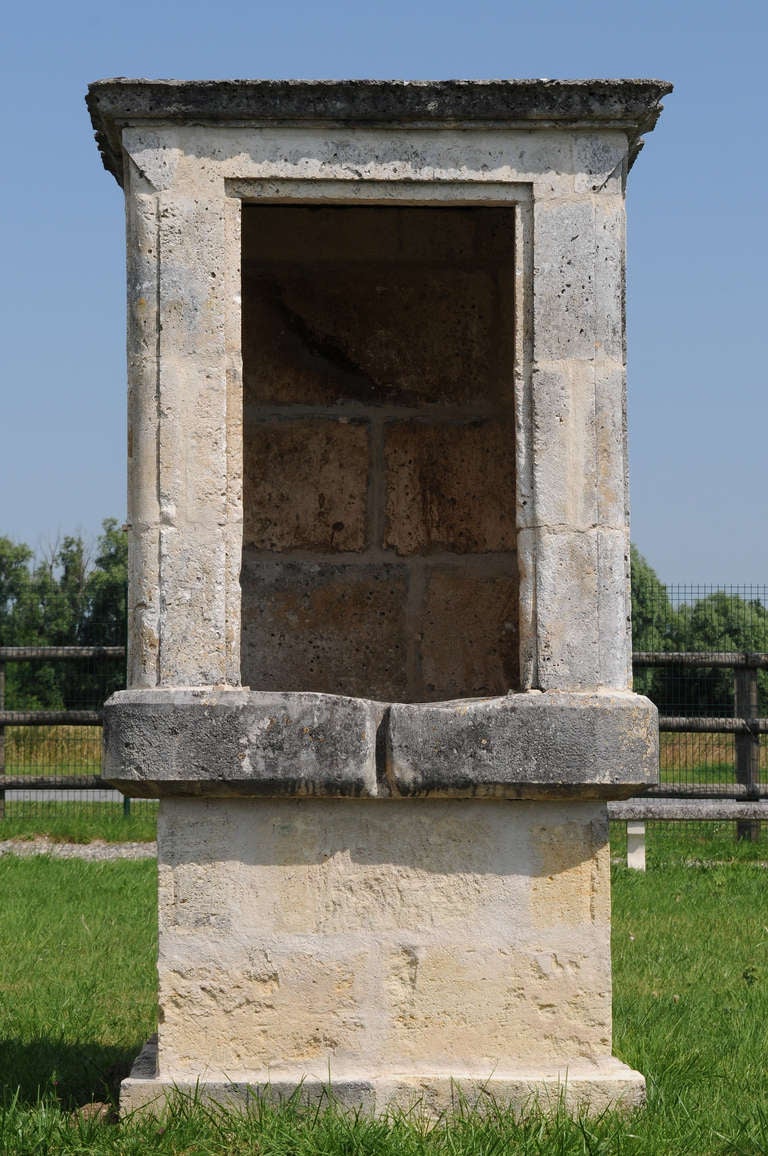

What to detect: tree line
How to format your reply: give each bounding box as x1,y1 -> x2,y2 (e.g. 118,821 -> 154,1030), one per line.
630,545 -> 768,716
0,520 -> 127,709
1,525 -> 766,714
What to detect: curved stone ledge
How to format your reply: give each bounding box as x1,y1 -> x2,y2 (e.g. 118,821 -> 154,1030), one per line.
103,687 -> 658,799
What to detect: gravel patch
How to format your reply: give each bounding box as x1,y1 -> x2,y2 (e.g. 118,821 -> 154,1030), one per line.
0,838 -> 156,860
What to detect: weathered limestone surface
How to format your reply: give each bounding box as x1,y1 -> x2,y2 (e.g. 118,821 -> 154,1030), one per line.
88,77 -> 670,1117
103,687 -> 658,799
241,561 -> 410,700
243,419 -> 370,553
117,797 -> 644,1115
241,203 -> 519,702
386,691 -> 657,797
86,78 -> 673,695
383,420 -> 517,555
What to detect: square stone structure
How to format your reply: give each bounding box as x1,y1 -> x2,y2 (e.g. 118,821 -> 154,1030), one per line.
88,78 -> 669,1116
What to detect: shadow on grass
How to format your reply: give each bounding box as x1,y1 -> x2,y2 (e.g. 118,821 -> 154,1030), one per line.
0,1038 -> 141,1108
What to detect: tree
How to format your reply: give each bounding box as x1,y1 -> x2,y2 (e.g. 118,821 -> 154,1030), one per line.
82,519 -> 127,647
630,545 -> 677,706
630,546 -> 768,716
0,537 -> 34,646
674,592 -> 768,715
630,544 -> 675,653
0,521 -> 127,709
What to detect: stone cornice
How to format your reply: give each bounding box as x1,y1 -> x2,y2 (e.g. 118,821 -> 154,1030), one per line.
87,78 -> 672,185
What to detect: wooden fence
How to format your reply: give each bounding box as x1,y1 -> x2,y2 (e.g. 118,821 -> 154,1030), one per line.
0,646 -> 125,818
608,651 -> 768,865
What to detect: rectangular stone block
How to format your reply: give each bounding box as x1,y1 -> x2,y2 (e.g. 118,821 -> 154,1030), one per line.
596,527 -> 632,689
157,524 -> 229,685
151,798 -> 614,1078
594,197 -> 625,362
594,361 -> 628,527
243,203 -> 400,264
385,692 -> 657,798
527,363 -> 600,531
103,688 -> 382,797
419,569 -> 519,699
379,940 -> 610,1067
241,559 -> 408,699
525,527 -> 631,691
532,199 -> 596,362
243,419 -> 369,551
522,360 -> 626,533
384,420 -> 516,554
242,204 -> 511,264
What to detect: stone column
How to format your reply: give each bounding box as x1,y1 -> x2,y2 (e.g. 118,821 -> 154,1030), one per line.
123,153 -> 242,688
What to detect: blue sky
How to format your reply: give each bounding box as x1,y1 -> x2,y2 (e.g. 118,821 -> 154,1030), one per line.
1,0 -> 766,583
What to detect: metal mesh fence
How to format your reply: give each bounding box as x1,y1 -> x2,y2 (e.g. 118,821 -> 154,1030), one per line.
633,584 -> 768,717
0,627 -> 156,826
630,581 -> 768,840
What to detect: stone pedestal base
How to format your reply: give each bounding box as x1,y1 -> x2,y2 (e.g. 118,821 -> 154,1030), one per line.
102,692 -> 657,1120
121,1037 -> 645,1117
114,794 -> 648,1119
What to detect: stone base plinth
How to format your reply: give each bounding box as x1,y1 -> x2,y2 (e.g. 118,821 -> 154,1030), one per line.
117,795 -> 644,1119
121,1038 -> 645,1117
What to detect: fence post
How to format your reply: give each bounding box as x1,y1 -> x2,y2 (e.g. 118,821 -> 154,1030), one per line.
626,821 -> 646,871
735,664 -> 760,840
0,660 -> 4,819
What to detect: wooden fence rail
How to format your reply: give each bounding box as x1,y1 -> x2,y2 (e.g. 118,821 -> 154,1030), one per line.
0,647 -> 125,660
0,646 -> 126,819
619,650 -> 768,861
634,651 -> 768,668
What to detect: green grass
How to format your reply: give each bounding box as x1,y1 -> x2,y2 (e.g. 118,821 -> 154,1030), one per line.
612,860 -> 768,1153
0,858 -> 156,1115
0,1091 -> 668,1155
659,762 -> 737,785
611,819 -> 768,867
4,726 -> 102,778
4,840 -> 768,1151
0,804 -> 157,845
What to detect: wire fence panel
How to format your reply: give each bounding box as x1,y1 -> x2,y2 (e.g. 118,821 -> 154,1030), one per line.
630,582 -> 768,841
0,639 -> 158,825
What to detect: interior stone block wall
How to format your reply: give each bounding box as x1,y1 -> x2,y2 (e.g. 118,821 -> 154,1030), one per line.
241,204 -> 519,702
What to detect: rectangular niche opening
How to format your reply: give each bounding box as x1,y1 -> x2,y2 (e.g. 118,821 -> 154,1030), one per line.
240,203 -> 519,702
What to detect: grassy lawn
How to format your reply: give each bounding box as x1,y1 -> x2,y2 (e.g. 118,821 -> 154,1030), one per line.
0,805 -> 158,845
1,839 -> 768,1152
0,857 -> 157,1110
657,731 -> 768,789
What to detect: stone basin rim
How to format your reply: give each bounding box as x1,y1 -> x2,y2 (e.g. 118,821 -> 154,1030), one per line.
102,687 -> 659,800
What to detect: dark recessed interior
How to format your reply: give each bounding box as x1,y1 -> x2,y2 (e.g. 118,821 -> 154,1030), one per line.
240,203 -> 519,702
